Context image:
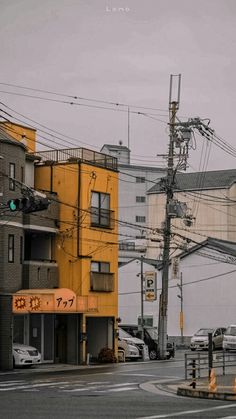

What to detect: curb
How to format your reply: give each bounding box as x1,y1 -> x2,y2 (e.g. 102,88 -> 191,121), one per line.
177,386 -> 236,401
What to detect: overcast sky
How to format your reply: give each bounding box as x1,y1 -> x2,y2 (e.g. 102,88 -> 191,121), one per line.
1,0 -> 236,171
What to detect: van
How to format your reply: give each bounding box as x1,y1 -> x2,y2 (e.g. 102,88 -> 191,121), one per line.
223,325 -> 236,351
120,324 -> 175,360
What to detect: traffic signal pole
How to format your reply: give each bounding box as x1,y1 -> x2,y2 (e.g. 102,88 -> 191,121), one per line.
158,75 -> 181,359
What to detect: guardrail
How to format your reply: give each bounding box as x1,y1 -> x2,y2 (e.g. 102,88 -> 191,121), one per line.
185,351 -> 236,380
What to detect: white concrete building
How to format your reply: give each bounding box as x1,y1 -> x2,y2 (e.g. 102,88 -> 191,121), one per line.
147,169 -> 236,260
119,238 -> 236,347
101,144 -> 165,263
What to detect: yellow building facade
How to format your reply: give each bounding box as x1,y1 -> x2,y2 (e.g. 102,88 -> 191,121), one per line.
34,153 -> 119,363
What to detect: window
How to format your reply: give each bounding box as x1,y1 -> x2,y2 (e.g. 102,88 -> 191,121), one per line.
119,242 -> 135,251
136,216 -> 146,223
20,236 -> 23,264
91,261 -> 110,273
135,176 -> 145,183
91,192 -> 111,228
8,235 -> 14,263
136,196 -> 146,203
90,261 -> 113,292
9,163 -> 15,191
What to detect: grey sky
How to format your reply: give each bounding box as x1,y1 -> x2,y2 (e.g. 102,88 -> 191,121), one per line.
1,0 -> 236,171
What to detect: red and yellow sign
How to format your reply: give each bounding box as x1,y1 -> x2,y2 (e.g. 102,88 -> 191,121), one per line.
13,288 -> 98,314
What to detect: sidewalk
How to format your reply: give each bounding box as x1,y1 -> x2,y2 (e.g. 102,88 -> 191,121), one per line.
176,373 -> 236,401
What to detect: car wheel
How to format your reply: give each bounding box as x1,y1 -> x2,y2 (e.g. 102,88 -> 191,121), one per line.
149,349 -> 157,360
190,348 -> 196,351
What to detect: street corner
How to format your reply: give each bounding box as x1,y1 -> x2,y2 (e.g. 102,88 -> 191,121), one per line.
177,384 -> 236,401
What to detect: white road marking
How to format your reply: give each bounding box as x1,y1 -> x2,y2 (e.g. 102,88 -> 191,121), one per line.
0,381 -> 25,386
137,403 -> 236,419
96,386 -> 137,393
119,374 -> 157,377
63,382 -> 136,393
0,381 -> 69,391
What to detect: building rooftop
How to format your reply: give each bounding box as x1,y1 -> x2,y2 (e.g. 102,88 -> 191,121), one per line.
148,169 -> 236,193
36,147 -> 118,171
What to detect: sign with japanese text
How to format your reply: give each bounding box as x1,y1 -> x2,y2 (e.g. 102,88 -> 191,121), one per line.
13,288 -> 98,314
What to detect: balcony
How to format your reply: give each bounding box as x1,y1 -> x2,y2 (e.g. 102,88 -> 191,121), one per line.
37,147 -> 118,171
90,272 -> 114,292
22,260 -> 58,289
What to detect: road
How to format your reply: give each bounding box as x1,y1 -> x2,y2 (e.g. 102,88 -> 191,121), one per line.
0,351 -> 235,418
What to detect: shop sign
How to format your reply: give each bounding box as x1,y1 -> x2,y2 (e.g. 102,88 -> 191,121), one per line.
13,289 -> 98,314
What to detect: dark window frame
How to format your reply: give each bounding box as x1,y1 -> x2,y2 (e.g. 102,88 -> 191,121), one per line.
136,215 -> 146,223
8,234 -> 14,263
91,261 -> 110,273
9,163 -> 16,191
136,196 -> 146,203
91,191 -> 111,228
135,176 -> 145,183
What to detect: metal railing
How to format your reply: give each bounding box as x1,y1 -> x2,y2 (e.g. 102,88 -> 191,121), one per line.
185,351 -> 236,379
37,148 -> 118,171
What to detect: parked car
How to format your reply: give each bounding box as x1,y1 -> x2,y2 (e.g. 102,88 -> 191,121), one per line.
118,327 -> 146,359
190,327 -> 226,351
120,324 -> 175,360
223,325 -> 236,351
118,337 -> 140,361
13,343 -> 41,367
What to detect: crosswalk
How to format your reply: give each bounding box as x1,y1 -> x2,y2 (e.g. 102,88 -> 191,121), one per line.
0,379 -> 139,394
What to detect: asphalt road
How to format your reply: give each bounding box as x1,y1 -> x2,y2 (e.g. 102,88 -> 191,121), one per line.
0,351 -> 236,418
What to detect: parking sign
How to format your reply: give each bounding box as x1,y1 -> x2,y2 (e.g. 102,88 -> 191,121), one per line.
144,271 -> 157,301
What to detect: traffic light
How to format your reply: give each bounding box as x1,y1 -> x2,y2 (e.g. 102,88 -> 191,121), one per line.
8,196 -> 50,213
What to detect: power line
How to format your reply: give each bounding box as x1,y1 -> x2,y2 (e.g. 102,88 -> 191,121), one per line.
0,81 -> 170,113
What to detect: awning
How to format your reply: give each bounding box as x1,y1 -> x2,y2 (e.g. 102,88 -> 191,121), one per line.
12,288 -> 98,314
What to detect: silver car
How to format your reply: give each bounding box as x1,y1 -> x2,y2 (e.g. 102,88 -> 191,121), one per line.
190,327 -> 226,351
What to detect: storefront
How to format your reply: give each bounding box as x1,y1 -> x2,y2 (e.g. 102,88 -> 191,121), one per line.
12,288 -> 100,364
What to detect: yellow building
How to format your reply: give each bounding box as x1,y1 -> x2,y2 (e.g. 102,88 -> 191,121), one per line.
34,150 -> 119,363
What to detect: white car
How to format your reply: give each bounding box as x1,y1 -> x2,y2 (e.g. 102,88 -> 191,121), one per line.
118,327 -> 147,359
118,338 -> 140,361
13,343 -> 41,367
223,325 -> 236,351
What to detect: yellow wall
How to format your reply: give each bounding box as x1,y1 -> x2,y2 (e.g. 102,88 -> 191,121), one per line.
35,161 -> 118,319
0,122 -> 36,153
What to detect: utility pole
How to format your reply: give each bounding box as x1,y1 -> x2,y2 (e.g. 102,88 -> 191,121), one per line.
158,74 -> 181,359
140,255 -> 144,341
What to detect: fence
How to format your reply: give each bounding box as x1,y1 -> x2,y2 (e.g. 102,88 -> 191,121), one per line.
185,351 -> 236,380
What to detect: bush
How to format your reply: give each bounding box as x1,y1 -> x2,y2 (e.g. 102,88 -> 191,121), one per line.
98,347 -> 117,363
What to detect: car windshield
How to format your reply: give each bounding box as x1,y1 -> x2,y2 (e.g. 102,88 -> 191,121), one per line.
146,327 -> 158,340
195,328 -> 214,336
119,328 -> 133,339
225,326 -> 236,336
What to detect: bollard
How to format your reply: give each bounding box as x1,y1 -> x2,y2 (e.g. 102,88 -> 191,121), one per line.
189,359 -> 196,389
